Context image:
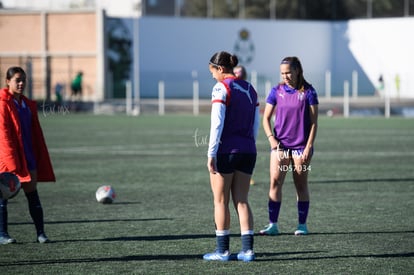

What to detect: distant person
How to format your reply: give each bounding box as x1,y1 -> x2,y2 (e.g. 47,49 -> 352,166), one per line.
395,74 -> 400,98
55,82 -> 64,106
0,67 -> 56,244
376,74 -> 384,96
203,51 -> 259,262
260,56 -> 318,236
233,65 -> 247,80
70,71 -> 83,100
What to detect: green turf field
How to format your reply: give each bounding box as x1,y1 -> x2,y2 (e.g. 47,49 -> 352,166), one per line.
1,114 -> 413,274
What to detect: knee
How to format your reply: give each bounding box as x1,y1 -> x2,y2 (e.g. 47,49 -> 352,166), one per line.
270,178 -> 283,190
22,182 -> 37,194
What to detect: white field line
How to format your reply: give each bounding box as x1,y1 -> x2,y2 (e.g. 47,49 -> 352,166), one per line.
49,143 -> 206,155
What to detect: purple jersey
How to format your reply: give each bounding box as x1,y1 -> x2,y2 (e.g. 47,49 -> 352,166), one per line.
266,83 -> 318,149
208,77 -> 259,157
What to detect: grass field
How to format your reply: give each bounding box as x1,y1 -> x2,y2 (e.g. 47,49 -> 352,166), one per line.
1,113 -> 413,274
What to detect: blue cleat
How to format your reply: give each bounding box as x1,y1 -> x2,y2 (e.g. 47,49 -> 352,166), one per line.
203,250 -> 231,261
0,234 -> 16,245
37,233 -> 50,243
237,250 -> 255,262
259,223 -> 279,236
294,223 -> 308,235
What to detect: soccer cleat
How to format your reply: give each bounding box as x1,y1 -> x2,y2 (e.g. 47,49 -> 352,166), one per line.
37,233 -> 50,243
237,250 -> 255,262
294,224 -> 308,236
259,223 -> 279,236
0,234 -> 17,244
203,250 -> 231,261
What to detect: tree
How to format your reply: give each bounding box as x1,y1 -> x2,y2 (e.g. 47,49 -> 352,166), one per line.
180,0 -> 412,20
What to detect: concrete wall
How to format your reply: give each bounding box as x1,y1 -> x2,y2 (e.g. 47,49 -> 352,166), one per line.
1,11 -> 411,102
135,17 -> 374,99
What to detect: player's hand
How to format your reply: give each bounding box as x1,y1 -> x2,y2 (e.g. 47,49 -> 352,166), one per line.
301,146 -> 311,162
207,157 -> 217,174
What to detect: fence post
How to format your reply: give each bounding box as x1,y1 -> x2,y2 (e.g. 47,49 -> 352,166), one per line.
352,70 -> 358,98
251,70 -> 257,90
158,80 -> 165,115
193,80 -> 199,116
265,80 -> 272,99
126,80 -> 132,115
384,88 -> 391,118
343,80 -> 350,118
325,70 -> 331,98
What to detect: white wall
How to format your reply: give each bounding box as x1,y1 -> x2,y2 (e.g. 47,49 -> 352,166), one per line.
137,17 -> 338,98
347,18 -> 414,98
133,16 -> 412,99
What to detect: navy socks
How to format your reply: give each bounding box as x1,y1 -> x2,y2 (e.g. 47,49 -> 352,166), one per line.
0,199 -> 8,236
25,190 -> 45,235
297,201 -> 310,224
268,200 -> 281,223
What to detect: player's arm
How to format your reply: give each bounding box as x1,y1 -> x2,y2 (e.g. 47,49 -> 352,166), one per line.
0,102 -> 19,172
207,83 -> 227,173
253,104 -> 260,140
262,103 -> 278,150
305,104 -> 318,150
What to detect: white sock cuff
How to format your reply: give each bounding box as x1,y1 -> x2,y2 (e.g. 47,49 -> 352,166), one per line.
215,230 -> 230,236
241,230 -> 254,236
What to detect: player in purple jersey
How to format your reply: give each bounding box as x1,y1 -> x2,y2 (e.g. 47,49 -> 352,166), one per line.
204,51 -> 259,262
260,56 -> 318,236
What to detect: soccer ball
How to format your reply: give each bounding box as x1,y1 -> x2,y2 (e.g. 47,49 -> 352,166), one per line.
95,185 -> 116,204
0,172 -> 21,200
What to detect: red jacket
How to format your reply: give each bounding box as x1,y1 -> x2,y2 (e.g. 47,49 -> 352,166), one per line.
0,87 -> 55,183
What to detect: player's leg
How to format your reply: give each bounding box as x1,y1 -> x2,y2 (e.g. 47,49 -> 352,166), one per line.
22,171 -> 49,243
232,169 -> 255,261
203,171 -> 233,261
259,149 -> 290,236
292,151 -> 312,235
0,198 -> 16,244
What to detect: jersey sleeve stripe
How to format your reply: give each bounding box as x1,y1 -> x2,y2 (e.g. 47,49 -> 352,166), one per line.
212,99 -> 226,104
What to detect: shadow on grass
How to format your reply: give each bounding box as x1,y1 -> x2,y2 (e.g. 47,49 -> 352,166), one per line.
314,177 -> 414,184
1,251 -> 413,266
309,230 -> 414,235
55,233 -> 218,243
10,218 -> 173,226
254,251 -> 414,262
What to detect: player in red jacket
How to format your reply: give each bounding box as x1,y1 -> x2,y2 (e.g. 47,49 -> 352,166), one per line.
0,66 -> 55,244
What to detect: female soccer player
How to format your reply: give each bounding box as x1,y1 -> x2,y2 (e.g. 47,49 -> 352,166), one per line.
204,51 -> 259,262
260,56 -> 318,236
0,67 -> 55,244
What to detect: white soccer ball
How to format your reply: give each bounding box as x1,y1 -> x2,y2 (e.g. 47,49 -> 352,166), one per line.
0,172 -> 21,200
95,185 -> 116,204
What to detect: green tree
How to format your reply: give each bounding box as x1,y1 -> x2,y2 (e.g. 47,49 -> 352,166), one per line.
180,0 -> 412,20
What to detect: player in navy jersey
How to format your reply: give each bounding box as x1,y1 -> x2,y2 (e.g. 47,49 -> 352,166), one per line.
203,51 -> 259,262
260,56 -> 318,236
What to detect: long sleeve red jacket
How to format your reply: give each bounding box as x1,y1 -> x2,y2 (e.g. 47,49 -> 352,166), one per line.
0,87 -> 55,183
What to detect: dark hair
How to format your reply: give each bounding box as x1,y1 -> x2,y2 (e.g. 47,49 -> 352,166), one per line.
6,66 -> 26,80
281,56 -> 308,90
209,51 -> 239,70
281,56 -> 303,74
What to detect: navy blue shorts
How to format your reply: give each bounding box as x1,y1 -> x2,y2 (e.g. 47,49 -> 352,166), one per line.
216,153 -> 256,175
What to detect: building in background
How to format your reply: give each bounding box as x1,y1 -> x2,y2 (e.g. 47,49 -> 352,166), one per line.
0,0 -> 413,105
